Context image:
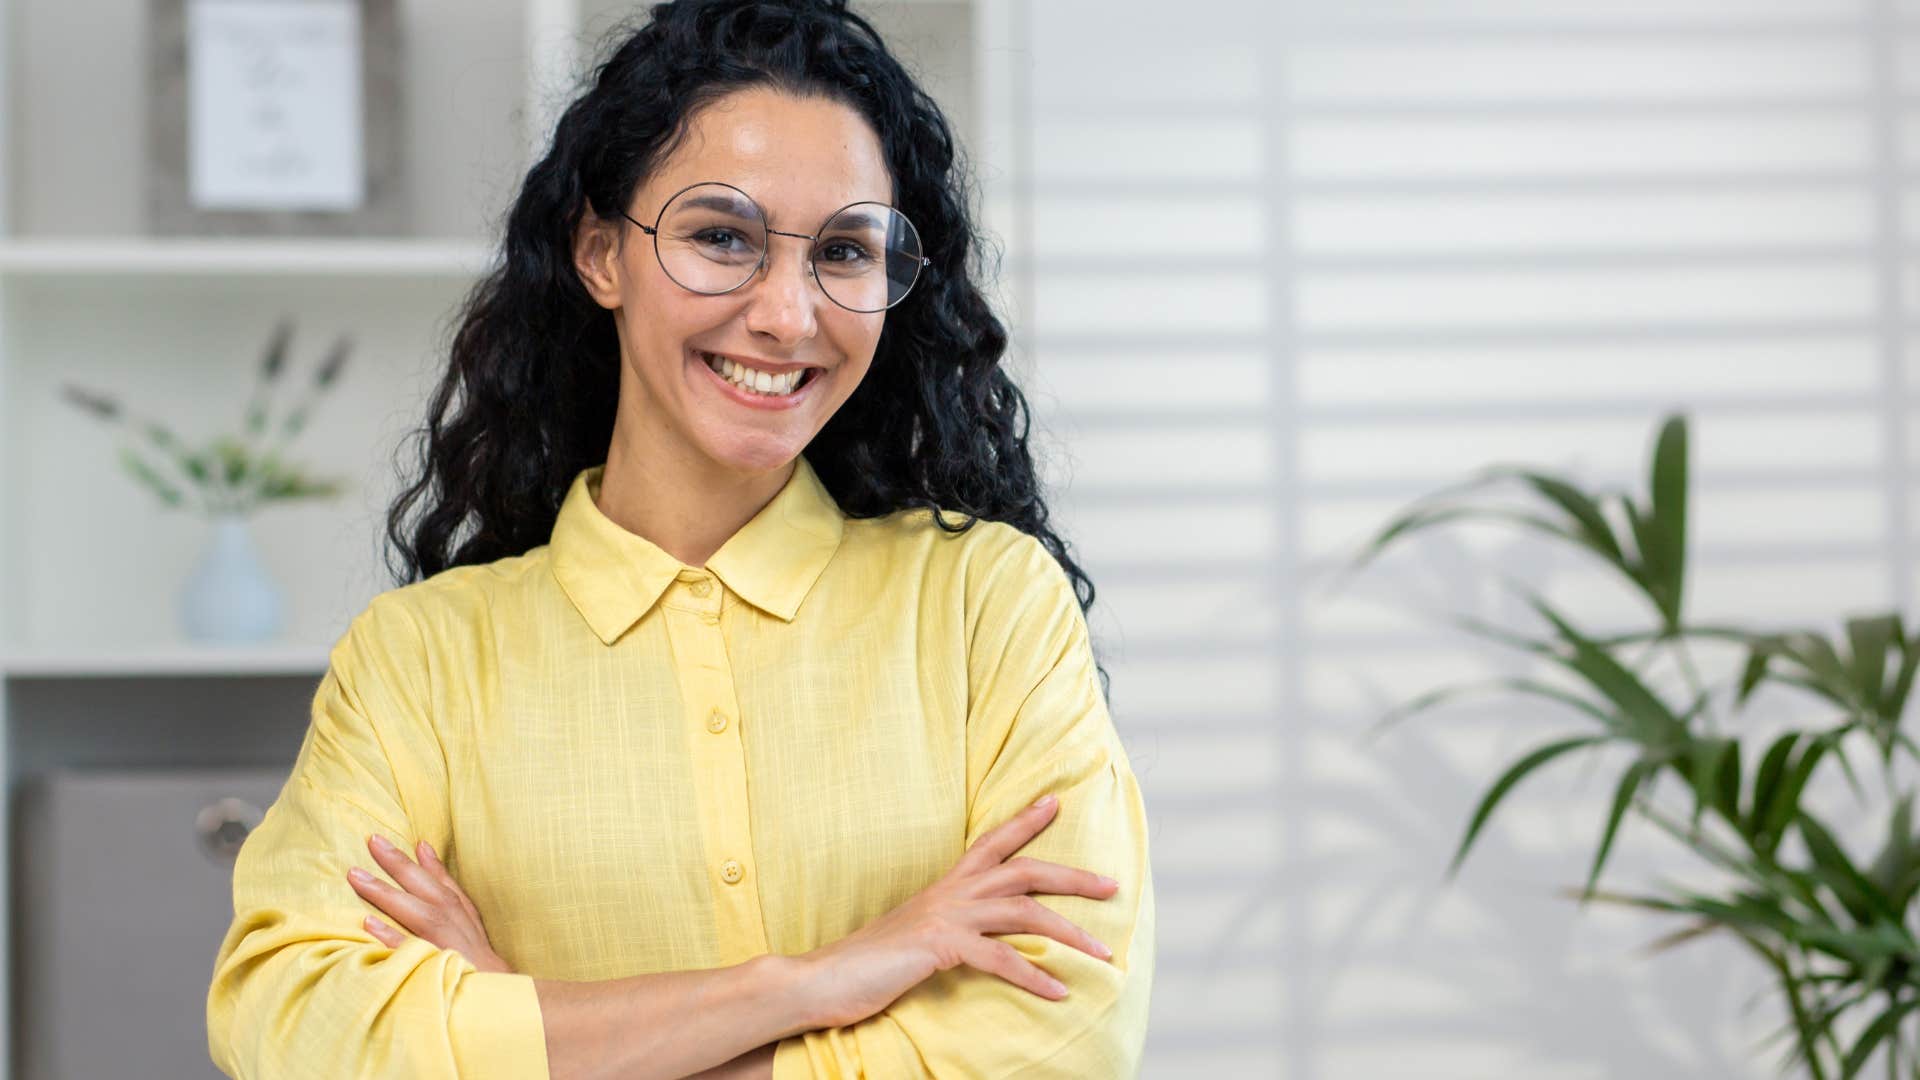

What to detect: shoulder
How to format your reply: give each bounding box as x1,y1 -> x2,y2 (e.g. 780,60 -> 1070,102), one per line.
350,549 -> 545,641
845,504 -> 1046,563
329,550 -> 545,681
847,507 -> 1081,648
848,508 -> 1065,595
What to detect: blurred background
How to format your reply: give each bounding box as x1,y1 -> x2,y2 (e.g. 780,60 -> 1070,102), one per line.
4,0 -> 1917,1076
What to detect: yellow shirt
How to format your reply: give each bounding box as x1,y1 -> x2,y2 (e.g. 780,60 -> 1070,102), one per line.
206,453 -> 1155,1079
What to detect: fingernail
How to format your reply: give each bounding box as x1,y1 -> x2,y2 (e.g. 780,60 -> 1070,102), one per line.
1032,794 -> 1055,809
370,834 -> 393,851
1098,875 -> 1119,888
348,868 -> 372,884
1045,977 -> 1068,997
1093,940 -> 1112,960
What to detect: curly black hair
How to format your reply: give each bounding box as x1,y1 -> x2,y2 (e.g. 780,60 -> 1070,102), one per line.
383,0 -> 1101,676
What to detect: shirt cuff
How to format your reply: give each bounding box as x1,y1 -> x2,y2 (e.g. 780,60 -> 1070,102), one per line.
448,971 -> 550,1079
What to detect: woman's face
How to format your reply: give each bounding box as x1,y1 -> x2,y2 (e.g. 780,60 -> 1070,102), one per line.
575,86 -> 894,479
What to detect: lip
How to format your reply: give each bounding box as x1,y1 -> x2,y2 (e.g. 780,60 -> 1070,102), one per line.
698,349 -> 816,375
693,349 -> 825,412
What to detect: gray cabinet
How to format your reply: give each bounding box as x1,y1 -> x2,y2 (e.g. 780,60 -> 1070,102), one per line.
14,768 -> 290,1080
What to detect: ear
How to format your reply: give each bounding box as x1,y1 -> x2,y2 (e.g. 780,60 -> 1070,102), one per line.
572,206 -> 627,310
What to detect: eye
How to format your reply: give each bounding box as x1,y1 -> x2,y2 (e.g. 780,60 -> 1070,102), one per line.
817,239 -> 874,264
692,227 -> 747,251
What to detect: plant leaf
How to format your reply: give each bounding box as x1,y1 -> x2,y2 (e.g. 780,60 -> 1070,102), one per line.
1760,734 -> 1834,860
1745,732 -> 1800,852
1448,734 -> 1612,878
1365,676 -> 1619,743
1689,736 -> 1732,828
1583,757 -> 1654,901
1845,615 -> 1898,716
1840,994 -> 1920,1080
116,446 -> 184,508
1525,592 -> 1686,751
1796,812 -> 1901,926
1647,413 -> 1689,629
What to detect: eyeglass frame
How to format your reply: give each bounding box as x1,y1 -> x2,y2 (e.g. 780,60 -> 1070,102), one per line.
618,180 -> 931,313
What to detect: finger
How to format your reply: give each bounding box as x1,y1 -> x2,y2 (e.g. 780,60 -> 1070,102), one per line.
983,856 -> 1120,902
347,865 -> 443,935
366,834 -> 451,903
957,795 -> 1059,874
957,936 -> 1068,1000
363,915 -> 406,947
969,895 -> 1112,961
416,841 -> 487,929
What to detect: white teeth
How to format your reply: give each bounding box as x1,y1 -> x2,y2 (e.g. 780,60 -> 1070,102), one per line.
702,352 -> 805,396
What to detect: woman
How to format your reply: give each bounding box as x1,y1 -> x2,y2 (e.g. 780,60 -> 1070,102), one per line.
205,2 -> 1154,1078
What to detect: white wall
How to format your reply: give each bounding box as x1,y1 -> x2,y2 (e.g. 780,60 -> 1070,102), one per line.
1015,1 -> 1920,1075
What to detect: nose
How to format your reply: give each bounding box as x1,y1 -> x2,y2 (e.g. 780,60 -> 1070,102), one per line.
741,233 -> 820,348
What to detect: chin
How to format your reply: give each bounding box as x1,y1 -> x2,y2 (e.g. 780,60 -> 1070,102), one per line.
705,434 -> 809,477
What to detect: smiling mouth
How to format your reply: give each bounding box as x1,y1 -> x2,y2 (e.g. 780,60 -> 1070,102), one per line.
699,351 -> 822,397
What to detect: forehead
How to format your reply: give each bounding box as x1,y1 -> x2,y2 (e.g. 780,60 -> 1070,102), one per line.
647,87 -> 893,221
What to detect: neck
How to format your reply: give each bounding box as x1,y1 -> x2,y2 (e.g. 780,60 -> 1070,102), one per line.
595,415 -> 794,569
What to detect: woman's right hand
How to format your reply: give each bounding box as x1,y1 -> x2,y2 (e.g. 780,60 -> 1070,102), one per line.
793,793 -> 1120,1030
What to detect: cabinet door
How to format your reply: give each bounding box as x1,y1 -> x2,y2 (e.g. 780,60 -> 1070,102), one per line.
15,766 -> 291,1080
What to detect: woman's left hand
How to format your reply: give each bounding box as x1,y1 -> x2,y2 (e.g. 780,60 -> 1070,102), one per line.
347,833 -> 516,975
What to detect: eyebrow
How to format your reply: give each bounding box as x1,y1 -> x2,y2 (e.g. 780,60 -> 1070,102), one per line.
822,209 -> 886,234
679,193 -> 758,216
674,191 -> 891,234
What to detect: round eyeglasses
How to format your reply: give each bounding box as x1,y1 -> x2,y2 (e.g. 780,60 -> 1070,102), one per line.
620,181 -> 930,314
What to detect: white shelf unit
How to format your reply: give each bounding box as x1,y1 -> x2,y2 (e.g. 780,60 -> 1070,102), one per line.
0,0 -> 1008,1075
0,238 -> 499,277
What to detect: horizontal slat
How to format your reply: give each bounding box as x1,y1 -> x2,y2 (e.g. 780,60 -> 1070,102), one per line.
1279,17 -> 1873,42
1285,37 -> 1869,103
1045,395 -> 1886,429
1290,114 -> 1871,179
1020,245 -> 1883,274
1297,317 -> 1878,346
0,238 -> 493,276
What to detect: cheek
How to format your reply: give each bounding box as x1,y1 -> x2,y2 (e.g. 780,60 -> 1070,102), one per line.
632,288 -> 729,359
825,327 -> 883,402
828,313 -> 885,370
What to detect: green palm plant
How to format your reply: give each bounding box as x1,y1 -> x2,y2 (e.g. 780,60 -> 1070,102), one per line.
60,317 -> 351,515
1347,412 -> 1920,1079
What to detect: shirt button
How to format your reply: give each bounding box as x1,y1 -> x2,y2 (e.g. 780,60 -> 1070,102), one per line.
688,579 -> 712,598
720,859 -> 744,884
706,709 -> 729,734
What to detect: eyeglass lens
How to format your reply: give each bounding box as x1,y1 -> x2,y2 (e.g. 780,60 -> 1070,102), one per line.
651,183 -> 925,312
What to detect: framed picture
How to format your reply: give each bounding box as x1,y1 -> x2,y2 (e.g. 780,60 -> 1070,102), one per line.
147,0 -> 405,236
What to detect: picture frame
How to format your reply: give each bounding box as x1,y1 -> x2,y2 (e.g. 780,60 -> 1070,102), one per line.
146,0 -> 406,236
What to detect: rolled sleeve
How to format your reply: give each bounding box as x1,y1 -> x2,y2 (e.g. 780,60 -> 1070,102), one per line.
206,595 -> 550,1079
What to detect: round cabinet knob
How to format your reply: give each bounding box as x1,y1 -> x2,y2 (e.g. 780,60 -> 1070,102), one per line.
196,796 -> 266,863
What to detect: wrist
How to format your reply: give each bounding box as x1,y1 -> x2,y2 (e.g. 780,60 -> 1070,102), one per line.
743,951 -> 822,1040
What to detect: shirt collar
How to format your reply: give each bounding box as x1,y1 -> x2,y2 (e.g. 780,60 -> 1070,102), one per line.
549,454 -> 845,645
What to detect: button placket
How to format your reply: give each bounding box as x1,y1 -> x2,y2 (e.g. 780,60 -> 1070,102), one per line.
660,571 -> 767,962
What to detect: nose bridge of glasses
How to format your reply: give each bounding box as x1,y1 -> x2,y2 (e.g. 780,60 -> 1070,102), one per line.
753,226 -> 825,284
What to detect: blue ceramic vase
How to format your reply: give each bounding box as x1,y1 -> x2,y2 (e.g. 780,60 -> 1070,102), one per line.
179,514 -> 284,643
